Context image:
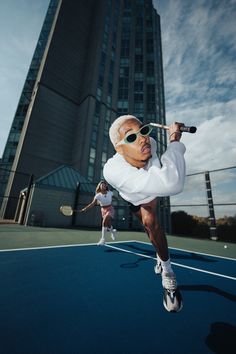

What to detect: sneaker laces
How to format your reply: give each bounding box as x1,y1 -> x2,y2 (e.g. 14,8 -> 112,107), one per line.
162,273 -> 177,291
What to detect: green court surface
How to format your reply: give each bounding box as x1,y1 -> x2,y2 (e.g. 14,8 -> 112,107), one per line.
0,224 -> 235,258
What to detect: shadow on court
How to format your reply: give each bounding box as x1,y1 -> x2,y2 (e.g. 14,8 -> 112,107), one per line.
205,322 -> 236,353
115,243 -> 218,263
179,284 -> 236,303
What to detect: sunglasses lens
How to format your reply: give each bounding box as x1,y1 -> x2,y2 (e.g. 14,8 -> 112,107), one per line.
124,125 -> 152,144
140,125 -> 152,136
126,134 -> 137,143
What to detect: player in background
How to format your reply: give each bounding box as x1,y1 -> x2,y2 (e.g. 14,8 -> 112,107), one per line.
80,180 -> 117,245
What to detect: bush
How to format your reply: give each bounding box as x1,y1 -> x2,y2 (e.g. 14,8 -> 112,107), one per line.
171,211 -> 236,243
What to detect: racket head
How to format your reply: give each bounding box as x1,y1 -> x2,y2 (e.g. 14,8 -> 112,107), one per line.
60,205 -> 73,216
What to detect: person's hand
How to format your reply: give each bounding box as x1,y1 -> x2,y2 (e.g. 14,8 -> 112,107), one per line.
80,208 -> 86,212
168,122 -> 182,142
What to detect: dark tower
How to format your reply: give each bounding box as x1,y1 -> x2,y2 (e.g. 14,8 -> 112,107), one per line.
0,0 -> 170,232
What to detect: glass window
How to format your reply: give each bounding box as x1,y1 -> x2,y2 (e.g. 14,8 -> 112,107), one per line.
134,73 -> 143,80
146,76 -> 155,84
120,58 -> 130,66
117,100 -> 128,109
146,38 -> 154,53
118,88 -> 128,99
8,132 -> 20,143
134,81 -> 143,92
89,148 -> 96,164
147,102 -> 155,112
96,88 -> 102,100
134,93 -> 143,101
147,113 -> 155,121
147,61 -> 154,76
119,78 -> 129,87
124,67 -> 129,77
134,102 -> 144,111
107,96 -> 111,105
88,164 -> 94,181
102,152 -> 107,163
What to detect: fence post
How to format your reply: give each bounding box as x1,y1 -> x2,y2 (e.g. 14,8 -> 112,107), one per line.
72,183 -> 80,226
204,171 -> 218,240
20,174 -> 34,225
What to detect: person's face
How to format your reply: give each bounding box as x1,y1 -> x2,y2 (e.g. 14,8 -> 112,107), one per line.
115,119 -> 152,168
100,182 -> 107,192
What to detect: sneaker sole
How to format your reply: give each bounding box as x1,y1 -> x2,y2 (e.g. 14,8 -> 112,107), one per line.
163,298 -> 183,313
163,289 -> 183,313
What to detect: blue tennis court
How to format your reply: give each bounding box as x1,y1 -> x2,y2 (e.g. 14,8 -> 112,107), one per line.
0,241 -> 235,354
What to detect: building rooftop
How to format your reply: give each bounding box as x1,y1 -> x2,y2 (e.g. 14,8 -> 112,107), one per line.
35,165 -> 94,193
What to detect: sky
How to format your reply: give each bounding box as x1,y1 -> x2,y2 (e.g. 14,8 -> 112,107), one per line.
153,0 -> 236,217
0,0 -> 235,217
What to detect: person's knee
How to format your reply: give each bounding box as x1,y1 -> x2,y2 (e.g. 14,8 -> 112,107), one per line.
142,214 -> 154,231
142,214 -> 162,234
104,215 -> 111,227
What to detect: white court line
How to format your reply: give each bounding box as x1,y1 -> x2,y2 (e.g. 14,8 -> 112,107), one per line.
1,240 -> 235,281
0,239 -> 136,253
136,240 -> 236,261
0,243 -> 96,252
105,243 -> 236,281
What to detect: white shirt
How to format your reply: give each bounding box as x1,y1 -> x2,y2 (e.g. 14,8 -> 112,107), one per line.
95,190 -> 113,206
103,138 -> 186,206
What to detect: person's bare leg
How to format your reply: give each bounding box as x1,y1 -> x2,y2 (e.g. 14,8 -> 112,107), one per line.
97,214 -> 111,245
133,199 -> 183,312
134,199 -> 169,261
103,215 -> 112,228
103,215 -> 116,240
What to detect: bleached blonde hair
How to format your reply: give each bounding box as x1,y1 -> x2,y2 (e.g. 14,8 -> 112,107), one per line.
96,180 -> 109,193
109,115 -> 142,147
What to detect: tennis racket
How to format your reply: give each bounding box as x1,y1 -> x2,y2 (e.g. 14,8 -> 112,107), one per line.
60,205 -> 81,216
150,122 -> 197,133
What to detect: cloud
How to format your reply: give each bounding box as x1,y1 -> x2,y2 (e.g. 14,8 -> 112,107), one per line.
153,0 -> 236,172
153,0 -> 236,216
155,0 -> 236,110
181,107 -> 236,173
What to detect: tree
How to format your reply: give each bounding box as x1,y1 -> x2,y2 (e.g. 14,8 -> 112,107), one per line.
171,211 -> 197,236
171,212 -> 235,242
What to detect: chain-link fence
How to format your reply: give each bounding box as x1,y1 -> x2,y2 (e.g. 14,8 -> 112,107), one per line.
1,165 -> 235,241
0,167 -> 34,223
170,166 -> 236,241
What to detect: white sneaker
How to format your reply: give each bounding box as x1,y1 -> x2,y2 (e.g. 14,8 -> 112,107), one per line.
110,229 -> 117,240
162,272 -> 183,313
97,238 -> 106,246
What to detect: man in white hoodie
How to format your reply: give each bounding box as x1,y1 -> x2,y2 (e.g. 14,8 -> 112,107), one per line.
103,115 -> 186,312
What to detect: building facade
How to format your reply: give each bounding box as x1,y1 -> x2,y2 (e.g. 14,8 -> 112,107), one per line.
0,0 -> 170,232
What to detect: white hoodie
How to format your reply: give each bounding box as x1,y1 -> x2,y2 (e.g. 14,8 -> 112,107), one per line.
103,138 -> 186,206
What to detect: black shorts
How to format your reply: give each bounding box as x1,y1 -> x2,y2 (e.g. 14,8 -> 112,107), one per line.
128,202 -> 141,213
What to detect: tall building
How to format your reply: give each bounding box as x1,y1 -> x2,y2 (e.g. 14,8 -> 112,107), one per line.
0,0 -> 170,231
